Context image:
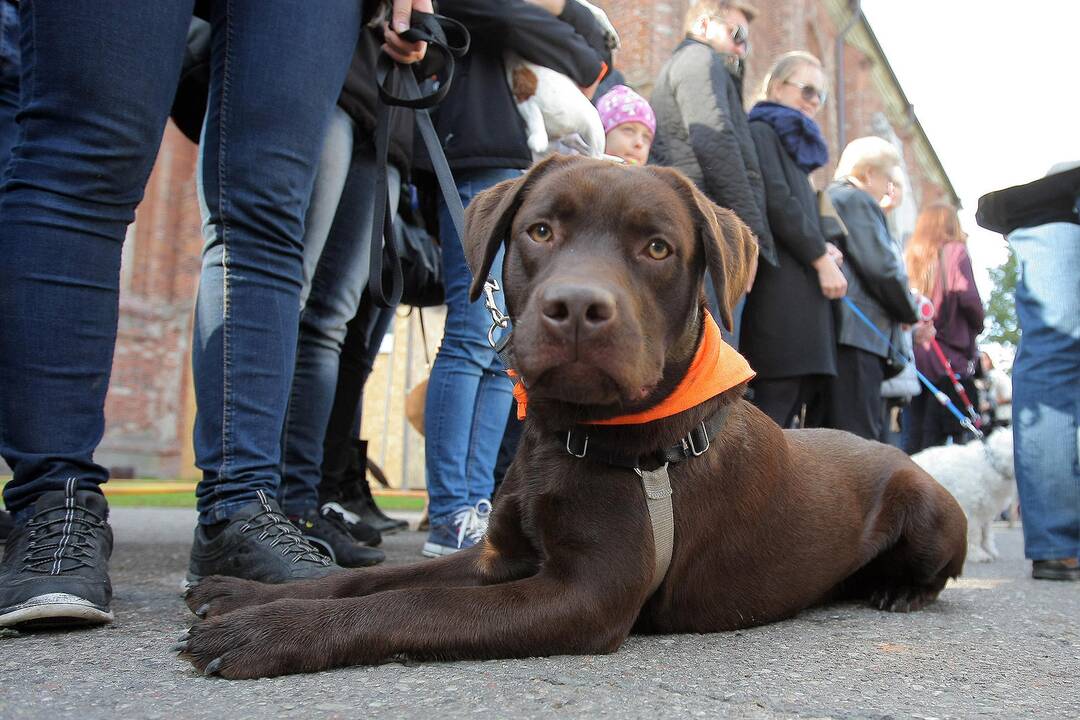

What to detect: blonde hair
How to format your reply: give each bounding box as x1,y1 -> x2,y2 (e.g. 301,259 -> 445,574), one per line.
904,204 -> 966,296
684,1 -> 759,34
761,51 -> 824,101
833,136 -> 901,181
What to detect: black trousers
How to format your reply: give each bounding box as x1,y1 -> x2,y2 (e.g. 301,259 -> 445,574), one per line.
902,374 -> 979,454
750,374 -> 830,428
825,345 -> 887,441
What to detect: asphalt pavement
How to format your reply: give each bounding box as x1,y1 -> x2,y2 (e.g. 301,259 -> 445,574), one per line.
0,507 -> 1076,720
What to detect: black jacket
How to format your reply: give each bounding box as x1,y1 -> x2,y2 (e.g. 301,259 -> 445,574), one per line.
740,121 -> 836,378
648,38 -> 775,264
827,179 -> 918,358
426,0 -> 605,171
976,165 -> 1080,235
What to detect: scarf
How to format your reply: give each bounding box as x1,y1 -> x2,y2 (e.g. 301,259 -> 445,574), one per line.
509,311 -> 755,424
748,101 -> 828,174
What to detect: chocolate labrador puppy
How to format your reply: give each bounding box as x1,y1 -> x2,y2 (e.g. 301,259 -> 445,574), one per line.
179,155 -> 966,679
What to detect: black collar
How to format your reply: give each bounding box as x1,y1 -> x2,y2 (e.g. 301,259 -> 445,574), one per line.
559,403 -> 733,471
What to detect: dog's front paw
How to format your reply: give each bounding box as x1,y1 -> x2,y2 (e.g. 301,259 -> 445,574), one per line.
967,546 -> 993,564
177,600 -> 337,679
869,585 -> 939,613
184,575 -> 279,619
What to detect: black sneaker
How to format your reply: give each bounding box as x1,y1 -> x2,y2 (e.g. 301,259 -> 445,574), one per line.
324,439 -> 409,536
0,484 -> 113,628
186,490 -> 340,587
292,506 -> 385,568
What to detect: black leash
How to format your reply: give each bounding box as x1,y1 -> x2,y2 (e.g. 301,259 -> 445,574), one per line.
367,11 -> 470,308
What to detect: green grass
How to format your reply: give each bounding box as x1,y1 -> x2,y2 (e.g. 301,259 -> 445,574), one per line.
106,490 -> 426,511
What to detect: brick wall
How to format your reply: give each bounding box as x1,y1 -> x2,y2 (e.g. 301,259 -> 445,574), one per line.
80,1 -> 954,481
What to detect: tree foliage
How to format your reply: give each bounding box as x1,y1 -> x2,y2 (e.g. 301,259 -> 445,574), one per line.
984,246 -> 1020,347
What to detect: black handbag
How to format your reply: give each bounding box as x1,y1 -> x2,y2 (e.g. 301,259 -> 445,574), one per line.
388,193 -> 444,308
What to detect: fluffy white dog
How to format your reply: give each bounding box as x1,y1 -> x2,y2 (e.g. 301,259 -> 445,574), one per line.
910,430 -> 1016,563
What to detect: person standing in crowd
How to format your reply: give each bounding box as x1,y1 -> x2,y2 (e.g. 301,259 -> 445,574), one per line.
274,18 -> 421,568
419,0 -> 607,558
595,84 -> 656,166
901,205 -> 984,453
977,349 -> 1012,430
741,51 -> 845,428
649,0 -> 775,346
825,137 -> 918,441
0,0 -> 430,629
977,162 -> 1080,582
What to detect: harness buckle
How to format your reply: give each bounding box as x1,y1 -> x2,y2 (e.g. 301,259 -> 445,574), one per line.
687,421 -> 710,457
566,430 -> 589,458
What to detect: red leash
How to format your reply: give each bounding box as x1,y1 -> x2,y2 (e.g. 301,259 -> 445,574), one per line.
928,338 -> 982,428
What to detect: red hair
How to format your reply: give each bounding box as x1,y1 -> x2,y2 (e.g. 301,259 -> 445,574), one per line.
904,204 -> 966,297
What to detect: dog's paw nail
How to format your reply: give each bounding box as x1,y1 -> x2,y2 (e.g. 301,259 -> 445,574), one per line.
177,629 -> 190,641
172,641 -> 189,652
196,603 -> 210,618
204,657 -> 223,676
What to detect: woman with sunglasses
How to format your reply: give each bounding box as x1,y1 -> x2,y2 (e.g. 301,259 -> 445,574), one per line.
740,52 -> 845,428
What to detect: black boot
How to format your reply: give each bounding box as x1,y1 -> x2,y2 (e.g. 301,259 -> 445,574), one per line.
333,440 -> 409,535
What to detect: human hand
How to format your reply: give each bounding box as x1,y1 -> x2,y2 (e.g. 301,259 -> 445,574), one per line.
525,0 -> 568,15
382,0 -> 433,64
825,241 -> 843,267
812,253 -> 847,299
579,74 -> 602,99
913,320 -> 936,345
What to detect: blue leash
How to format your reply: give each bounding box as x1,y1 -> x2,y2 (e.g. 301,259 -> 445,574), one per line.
841,297 -> 984,440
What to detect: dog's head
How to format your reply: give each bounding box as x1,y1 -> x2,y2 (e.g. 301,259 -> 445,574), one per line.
464,155 -> 757,422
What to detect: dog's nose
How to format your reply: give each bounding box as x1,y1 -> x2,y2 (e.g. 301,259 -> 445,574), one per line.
539,283 -> 617,339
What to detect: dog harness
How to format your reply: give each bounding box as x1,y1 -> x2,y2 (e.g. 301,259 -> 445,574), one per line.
508,312 -> 755,597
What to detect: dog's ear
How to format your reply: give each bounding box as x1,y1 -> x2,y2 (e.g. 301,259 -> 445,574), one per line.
650,167 -> 759,331
464,154 -> 577,302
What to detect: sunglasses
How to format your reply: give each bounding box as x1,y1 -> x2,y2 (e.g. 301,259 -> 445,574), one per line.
784,80 -> 828,105
708,16 -> 751,53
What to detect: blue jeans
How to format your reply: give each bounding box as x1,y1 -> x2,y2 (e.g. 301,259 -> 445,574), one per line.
279,106 -> 401,516
424,168 -> 519,521
1009,218 -> 1080,561
0,0 -> 359,520
0,0 -> 18,174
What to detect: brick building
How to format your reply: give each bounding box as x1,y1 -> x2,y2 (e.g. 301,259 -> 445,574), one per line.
38,0 -> 955,481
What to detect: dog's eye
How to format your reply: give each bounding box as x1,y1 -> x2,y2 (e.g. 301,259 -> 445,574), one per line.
527,223 -> 553,243
646,239 -> 672,260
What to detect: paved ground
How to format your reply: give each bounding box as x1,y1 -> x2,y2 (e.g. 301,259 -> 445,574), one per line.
0,508 -> 1076,720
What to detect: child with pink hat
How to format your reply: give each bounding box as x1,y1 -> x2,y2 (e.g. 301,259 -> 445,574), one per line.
596,84 -> 656,165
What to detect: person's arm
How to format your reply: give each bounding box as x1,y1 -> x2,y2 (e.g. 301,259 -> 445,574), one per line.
441,0 -> 604,87
950,245 -> 986,331
672,46 -> 768,240
835,192 -> 919,323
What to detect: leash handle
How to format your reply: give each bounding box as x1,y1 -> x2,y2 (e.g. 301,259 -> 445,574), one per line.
841,297 -> 983,439
367,12 -> 471,309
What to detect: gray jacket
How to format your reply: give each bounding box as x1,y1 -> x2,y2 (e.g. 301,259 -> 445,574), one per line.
827,180 -> 918,358
649,38 -> 775,264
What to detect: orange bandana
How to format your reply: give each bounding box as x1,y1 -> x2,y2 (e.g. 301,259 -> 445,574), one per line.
507,311 -> 755,424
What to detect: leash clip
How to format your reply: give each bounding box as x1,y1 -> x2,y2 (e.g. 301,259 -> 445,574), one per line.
483,278 -> 510,349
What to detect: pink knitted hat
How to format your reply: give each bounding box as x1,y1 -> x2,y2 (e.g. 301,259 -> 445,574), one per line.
596,84 -> 656,136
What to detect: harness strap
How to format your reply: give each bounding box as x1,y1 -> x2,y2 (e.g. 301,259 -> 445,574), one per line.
638,465 -> 674,597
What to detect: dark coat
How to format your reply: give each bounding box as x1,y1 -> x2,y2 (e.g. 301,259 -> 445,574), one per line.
648,38 -> 775,264
827,180 -> 918,359
740,121 -> 836,378
426,0 -> 605,172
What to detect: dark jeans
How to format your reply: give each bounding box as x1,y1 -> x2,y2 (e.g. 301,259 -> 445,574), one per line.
0,0 -> 359,519
825,345 -> 887,441
901,374 -> 978,454
0,0 -> 18,173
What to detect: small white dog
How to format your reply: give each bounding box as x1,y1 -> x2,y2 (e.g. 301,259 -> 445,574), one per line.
910,430 -> 1016,563
505,1 -> 619,159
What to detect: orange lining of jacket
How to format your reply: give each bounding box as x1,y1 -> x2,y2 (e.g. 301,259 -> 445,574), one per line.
507,311 -> 755,424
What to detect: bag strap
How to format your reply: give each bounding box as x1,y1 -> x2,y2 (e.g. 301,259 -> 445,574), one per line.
367,12 -> 470,308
